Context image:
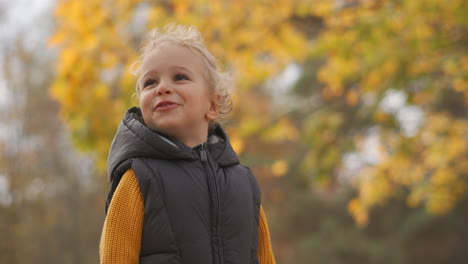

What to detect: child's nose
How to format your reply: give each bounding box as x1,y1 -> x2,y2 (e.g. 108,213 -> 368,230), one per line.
156,84 -> 173,96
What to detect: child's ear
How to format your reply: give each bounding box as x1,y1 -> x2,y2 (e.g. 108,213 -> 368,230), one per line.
206,95 -> 220,121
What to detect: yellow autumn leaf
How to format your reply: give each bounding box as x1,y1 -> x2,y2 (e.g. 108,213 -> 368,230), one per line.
229,134 -> 245,155
348,198 -> 369,227
271,160 -> 289,178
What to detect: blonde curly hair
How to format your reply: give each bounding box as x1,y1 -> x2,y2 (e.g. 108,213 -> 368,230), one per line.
131,24 -> 234,126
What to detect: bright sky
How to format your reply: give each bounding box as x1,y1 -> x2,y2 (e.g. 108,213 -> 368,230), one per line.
2,0 -> 53,28
0,0 -> 54,104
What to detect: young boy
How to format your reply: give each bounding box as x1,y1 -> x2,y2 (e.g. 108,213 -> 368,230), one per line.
100,25 -> 275,264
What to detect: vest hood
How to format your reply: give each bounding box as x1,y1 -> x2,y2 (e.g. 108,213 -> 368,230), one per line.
107,107 -> 240,182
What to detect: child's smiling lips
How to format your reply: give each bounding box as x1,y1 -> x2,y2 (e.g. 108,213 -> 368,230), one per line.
155,100 -> 179,111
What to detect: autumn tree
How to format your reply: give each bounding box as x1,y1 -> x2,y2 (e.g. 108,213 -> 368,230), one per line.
306,0 -> 468,225
49,0 -> 331,169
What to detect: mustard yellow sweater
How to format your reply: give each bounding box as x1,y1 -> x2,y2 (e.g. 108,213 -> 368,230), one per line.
100,169 -> 276,264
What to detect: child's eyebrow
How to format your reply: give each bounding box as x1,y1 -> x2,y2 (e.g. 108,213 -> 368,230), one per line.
141,70 -> 158,79
139,66 -> 193,81
173,66 -> 193,74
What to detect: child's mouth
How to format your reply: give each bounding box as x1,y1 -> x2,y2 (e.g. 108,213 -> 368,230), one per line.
155,101 -> 178,110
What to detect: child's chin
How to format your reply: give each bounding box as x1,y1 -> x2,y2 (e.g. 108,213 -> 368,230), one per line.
149,124 -> 176,137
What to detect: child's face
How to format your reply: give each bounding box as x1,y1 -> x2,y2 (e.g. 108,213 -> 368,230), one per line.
138,44 -> 218,146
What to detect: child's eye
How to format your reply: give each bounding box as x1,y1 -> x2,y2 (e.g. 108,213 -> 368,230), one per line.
143,79 -> 157,88
175,74 -> 189,81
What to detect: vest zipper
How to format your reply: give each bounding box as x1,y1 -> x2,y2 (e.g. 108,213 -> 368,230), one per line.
200,145 -> 223,264
200,148 -> 208,161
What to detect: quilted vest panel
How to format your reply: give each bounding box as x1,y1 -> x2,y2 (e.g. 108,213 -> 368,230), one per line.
132,154 -> 260,264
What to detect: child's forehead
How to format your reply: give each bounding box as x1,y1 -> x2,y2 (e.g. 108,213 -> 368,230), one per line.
140,44 -> 210,74
146,44 -> 199,61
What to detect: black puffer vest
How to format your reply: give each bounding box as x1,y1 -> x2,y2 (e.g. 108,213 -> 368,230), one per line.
106,107 -> 261,264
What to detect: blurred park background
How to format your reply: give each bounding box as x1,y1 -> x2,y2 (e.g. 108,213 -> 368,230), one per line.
1,0 -> 467,263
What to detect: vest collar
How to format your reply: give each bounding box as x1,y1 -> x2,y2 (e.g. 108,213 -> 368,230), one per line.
107,107 -> 240,181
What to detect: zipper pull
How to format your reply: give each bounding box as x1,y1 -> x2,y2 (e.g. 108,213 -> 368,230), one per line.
200,148 -> 208,161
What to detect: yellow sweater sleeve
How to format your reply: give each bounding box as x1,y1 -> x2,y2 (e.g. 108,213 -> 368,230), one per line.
257,206 -> 276,264
99,169 -> 144,264
99,169 -> 276,264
